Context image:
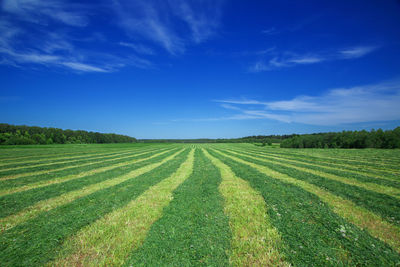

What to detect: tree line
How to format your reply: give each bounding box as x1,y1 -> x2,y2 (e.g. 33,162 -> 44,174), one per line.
139,135 -> 294,144
0,123 -> 136,145
280,127 -> 400,149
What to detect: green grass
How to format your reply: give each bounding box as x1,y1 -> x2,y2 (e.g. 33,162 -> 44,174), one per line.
0,143 -> 399,266
124,149 -> 231,267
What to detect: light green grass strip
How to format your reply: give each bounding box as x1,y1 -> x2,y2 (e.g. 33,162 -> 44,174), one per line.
0,150 -> 137,172
50,149 -> 195,267
0,147 -> 165,181
0,149 -> 184,231
203,149 -> 288,267
232,148 -> 399,182
212,149 -> 400,253
0,148 -> 173,196
225,149 -> 400,200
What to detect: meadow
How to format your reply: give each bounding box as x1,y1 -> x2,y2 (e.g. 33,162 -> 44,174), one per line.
0,143 -> 399,266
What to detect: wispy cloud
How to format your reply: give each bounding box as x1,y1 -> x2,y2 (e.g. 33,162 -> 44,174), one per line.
261,27 -> 278,35
119,42 -> 155,56
2,0 -> 88,27
250,45 -> 378,72
0,0 -> 156,72
112,0 -> 223,55
214,79 -> 400,125
339,46 -> 378,59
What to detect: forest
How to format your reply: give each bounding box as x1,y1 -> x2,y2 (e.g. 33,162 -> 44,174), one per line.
280,127 -> 400,148
0,123 -> 136,145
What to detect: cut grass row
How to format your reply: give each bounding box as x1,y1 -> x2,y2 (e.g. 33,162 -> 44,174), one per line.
0,146 -> 170,181
0,148 -> 173,197
233,144 -> 400,176
50,149 -> 196,266
236,146 -> 400,179
124,149 -> 232,267
0,146 -> 173,194
268,147 -> 400,169
0,146 -> 171,179
202,149 -> 288,266
218,148 -> 400,226
0,148 -> 190,266
0,148 -> 181,228
223,148 -> 400,200
0,145 -> 149,162
226,147 -> 400,188
208,148 -> 400,266
247,148 -> 400,180
0,149 -> 140,171
212,149 -> 400,251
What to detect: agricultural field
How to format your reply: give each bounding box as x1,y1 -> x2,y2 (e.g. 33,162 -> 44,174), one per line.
1,143 -> 400,266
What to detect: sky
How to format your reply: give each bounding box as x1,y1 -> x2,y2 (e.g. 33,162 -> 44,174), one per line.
1,0 -> 400,139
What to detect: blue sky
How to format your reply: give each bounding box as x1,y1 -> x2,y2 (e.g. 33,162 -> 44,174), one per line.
1,0 -> 400,139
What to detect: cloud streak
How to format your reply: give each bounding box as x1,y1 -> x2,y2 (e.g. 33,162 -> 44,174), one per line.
0,0 -> 224,72
250,46 -> 378,72
214,79 -> 400,125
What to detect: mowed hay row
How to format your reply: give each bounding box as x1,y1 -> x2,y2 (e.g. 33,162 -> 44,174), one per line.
1,143 -> 400,266
0,148 -> 185,229
211,148 -> 400,255
221,148 -> 400,200
266,147 -> 400,170
202,148 -> 289,267
51,149 -> 195,267
0,147 -> 176,196
0,148 -> 144,172
0,146 -> 138,164
239,148 -> 400,180
0,146 -> 171,181
0,149 -> 190,266
217,148 -> 400,226
124,149 -> 232,267
226,148 -> 400,188
209,149 -> 400,266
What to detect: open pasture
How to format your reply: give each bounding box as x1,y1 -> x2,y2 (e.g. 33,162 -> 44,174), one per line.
1,143 -> 400,266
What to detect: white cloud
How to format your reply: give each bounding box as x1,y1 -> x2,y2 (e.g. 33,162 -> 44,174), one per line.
168,0 -> 223,43
119,42 -> 155,55
339,46 -> 378,59
60,62 -> 110,73
215,80 -> 400,125
112,0 -> 223,55
250,45 -> 378,72
2,0 -> 88,27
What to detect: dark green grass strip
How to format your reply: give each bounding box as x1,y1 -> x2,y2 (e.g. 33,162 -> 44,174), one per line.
0,148 -> 178,219
256,147 -> 400,171
124,149 -> 231,267
0,147 -> 168,190
236,147 -> 400,179
0,148 -> 158,177
218,148 -> 400,226
208,149 -> 400,266
0,149 -> 189,267
0,150 -> 133,171
229,148 -> 400,189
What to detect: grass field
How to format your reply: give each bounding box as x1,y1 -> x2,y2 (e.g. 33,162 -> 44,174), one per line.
1,143 -> 400,266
